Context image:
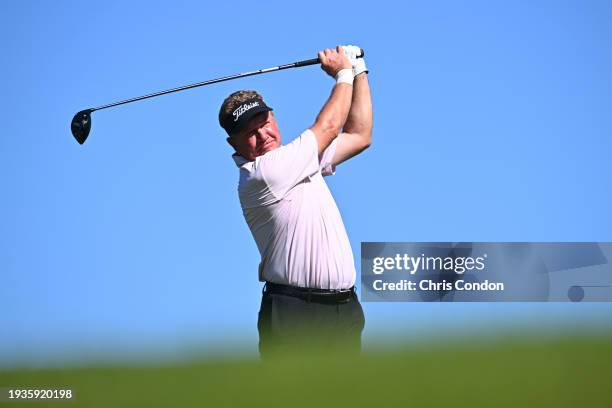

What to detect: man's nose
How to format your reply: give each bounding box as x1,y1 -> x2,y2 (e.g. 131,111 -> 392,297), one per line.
255,127 -> 267,140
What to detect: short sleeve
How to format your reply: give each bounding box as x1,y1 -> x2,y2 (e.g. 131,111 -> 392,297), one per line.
255,129 -> 319,199
319,138 -> 338,177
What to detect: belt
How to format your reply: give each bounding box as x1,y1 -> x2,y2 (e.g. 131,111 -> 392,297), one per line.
264,282 -> 355,304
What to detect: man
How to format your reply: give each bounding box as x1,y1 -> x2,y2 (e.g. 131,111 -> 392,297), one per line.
219,45 -> 372,357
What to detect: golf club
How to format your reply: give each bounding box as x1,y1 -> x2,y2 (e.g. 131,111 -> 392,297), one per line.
71,49 -> 364,144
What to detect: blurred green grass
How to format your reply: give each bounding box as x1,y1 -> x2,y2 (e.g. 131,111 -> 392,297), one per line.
1,336 -> 611,407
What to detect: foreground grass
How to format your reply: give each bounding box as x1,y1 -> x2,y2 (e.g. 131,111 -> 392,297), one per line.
1,337 -> 610,407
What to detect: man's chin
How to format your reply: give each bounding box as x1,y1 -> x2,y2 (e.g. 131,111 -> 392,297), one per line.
258,144 -> 279,156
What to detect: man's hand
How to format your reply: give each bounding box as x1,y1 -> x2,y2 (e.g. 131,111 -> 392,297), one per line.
318,46 -> 353,78
342,45 -> 368,77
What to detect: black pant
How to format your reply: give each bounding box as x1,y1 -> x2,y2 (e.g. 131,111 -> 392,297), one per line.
257,285 -> 365,358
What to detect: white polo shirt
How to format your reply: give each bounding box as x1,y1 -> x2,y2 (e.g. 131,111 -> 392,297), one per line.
232,129 -> 356,290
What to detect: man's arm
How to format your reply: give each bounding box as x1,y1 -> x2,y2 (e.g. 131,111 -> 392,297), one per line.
310,46 -> 354,156
333,72 -> 372,166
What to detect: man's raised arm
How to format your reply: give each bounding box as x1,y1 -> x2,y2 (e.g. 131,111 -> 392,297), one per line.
333,46 -> 373,166
310,46 -> 354,156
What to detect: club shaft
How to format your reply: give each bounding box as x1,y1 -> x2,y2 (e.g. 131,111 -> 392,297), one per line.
91,59 -> 321,112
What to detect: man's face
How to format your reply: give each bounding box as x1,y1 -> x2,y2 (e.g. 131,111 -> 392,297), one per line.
227,111 -> 281,161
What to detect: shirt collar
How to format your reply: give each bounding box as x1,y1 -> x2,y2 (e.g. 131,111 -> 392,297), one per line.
232,153 -> 250,167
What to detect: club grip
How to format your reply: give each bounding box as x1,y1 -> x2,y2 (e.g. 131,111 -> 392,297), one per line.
294,48 -> 365,67
294,57 -> 320,67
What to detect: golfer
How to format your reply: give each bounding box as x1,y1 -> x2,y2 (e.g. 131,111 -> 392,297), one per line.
219,45 -> 371,356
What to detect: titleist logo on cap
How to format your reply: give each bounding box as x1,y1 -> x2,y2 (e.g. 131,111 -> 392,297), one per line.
220,95 -> 272,135
233,102 -> 260,122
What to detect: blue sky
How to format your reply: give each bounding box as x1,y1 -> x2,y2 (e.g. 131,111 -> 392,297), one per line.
1,0 -> 611,367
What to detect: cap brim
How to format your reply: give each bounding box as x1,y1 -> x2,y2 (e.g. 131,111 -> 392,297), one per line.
231,105 -> 273,135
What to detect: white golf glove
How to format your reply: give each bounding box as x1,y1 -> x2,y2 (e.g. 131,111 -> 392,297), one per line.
342,45 -> 368,76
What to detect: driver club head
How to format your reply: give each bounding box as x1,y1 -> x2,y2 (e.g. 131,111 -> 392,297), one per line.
71,109 -> 93,144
